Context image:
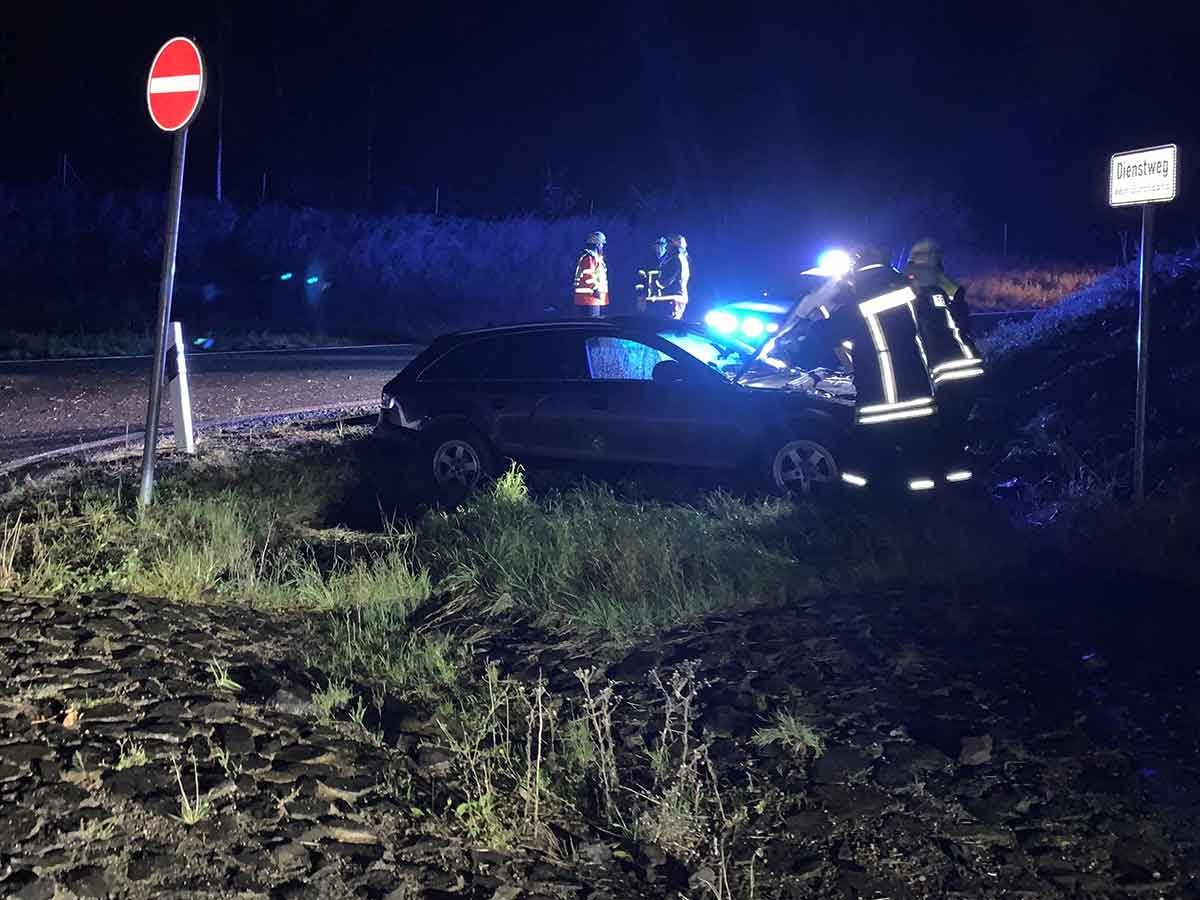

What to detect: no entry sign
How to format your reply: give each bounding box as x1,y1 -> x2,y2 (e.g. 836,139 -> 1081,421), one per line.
140,37 -> 207,505
146,37 -> 206,132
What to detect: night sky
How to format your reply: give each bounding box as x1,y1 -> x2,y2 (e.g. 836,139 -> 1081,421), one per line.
2,1 -> 1197,257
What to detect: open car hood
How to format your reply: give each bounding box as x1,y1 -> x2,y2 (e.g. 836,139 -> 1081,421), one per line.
734,275 -> 847,386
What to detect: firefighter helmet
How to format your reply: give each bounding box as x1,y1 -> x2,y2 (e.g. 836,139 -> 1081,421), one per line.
585,231 -> 607,250
667,234 -> 687,251
655,235 -> 668,252
853,245 -> 889,269
906,237 -> 944,268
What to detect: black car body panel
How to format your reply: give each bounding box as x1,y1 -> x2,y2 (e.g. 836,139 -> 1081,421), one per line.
376,319 -> 852,471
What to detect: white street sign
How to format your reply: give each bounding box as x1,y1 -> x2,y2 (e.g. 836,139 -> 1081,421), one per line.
1109,144 -> 1178,207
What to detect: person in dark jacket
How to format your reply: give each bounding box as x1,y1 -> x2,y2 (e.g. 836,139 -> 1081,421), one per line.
780,246 -> 942,491
903,238 -> 982,480
635,237 -> 666,313
655,234 -> 690,319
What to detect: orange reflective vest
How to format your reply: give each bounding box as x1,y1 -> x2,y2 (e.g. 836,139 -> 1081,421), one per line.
574,250 -> 609,307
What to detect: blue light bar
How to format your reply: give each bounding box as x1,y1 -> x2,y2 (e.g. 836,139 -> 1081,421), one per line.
279,272 -> 294,281
305,275 -> 319,285
704,310 -> 738,334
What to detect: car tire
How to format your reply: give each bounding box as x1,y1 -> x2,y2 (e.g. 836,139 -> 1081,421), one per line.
764,436 -> 839,496
424,426 -> 495,500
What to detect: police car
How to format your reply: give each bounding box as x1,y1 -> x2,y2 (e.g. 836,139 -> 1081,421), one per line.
703,251 -> 854,344
702,299 -> 791,344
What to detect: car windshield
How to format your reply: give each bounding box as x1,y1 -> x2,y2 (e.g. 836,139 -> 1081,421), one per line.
656,326 -> 756,380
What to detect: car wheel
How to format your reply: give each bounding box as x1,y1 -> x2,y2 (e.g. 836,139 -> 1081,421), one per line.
767,438 -> 839,495
426,428 -> 494,497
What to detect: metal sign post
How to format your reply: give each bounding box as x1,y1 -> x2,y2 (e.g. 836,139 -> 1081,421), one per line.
139,37 -> 206,506
1108,144 -> 1178,503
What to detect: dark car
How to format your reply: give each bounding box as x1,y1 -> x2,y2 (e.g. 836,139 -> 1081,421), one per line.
374,318 -> 853,496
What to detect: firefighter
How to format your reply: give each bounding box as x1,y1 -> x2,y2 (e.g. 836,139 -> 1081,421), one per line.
635,237 -> 666,313
573,231 -> 609,318
903,238 -> 982,480
781,246 -> 941,492
655,234 -> 690,319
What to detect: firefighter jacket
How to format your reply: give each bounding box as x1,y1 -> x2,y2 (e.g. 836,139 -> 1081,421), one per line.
635,264 -> 663,305
657,250 -> 690,306
904,264 -> 983,390
574,250 -> 609,307
798,267 -> 936,426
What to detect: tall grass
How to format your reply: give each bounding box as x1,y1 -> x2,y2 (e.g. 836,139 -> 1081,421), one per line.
424,467 -> 803,637
965,266 -> 1107,311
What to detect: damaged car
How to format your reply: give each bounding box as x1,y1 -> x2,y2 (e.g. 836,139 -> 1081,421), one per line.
375,317 -> 853,497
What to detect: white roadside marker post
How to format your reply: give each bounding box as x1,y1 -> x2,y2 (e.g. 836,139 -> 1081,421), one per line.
167,322 -> 196,454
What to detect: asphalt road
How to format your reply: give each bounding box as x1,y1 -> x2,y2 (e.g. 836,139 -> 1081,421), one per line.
0,345 -> 421,465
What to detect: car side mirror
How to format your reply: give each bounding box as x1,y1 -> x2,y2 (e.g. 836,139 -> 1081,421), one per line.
652,359 -> 685,384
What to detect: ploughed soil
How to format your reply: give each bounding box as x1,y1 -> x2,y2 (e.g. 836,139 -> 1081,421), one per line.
3,565 -> 1198,899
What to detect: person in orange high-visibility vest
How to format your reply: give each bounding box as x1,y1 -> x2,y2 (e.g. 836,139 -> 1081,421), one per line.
573,231 -> 609,318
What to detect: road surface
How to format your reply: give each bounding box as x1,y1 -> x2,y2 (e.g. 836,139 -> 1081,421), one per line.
0,345 -> 420,465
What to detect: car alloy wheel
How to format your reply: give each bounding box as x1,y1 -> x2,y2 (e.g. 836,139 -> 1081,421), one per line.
432,439 -> 484,490
772,439 -> 838,494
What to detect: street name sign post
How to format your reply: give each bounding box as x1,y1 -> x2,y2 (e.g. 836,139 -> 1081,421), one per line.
140,37 -> 206,506
1109,144 -> 1177,503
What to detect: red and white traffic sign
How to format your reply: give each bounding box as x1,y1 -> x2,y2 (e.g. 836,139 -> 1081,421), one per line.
146,37 -> 206,132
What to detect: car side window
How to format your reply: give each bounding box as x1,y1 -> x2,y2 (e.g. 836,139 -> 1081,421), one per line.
419,339 -> 503,381
585,336 -> 670,381
421,333 -> 588,382
492,333 -> 588,380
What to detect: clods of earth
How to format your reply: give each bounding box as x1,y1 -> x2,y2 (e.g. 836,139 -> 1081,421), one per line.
2,569 -> 1198,899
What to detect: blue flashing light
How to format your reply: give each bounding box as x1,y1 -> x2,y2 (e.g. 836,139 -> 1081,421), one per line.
280,272 -> 294,281
766,322 -> 780,333
704,310 -> 738,334
816,249 -> 853,278
740,316 -> 764,338
305,275 -> 320,285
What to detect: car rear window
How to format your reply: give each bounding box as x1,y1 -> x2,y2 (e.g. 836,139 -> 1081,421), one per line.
585,336 -> 670,381
420,332 -> 588,381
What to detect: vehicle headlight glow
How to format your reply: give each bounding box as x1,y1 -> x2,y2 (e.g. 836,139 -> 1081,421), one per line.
740,316 -> 764,338
704,310 -> 738,334
817,249 -> 853,278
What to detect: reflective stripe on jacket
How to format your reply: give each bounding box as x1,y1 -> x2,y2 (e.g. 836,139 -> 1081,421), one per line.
852,282 -> 936,425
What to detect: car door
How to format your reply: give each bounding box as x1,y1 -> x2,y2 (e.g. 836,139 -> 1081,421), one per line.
580,334 -> 749,467
414,336 -> 538,452
490,331 -> 596,459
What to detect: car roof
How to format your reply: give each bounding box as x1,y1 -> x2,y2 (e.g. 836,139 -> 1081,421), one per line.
715,300 -> 791,314
447,317 -> 700,340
